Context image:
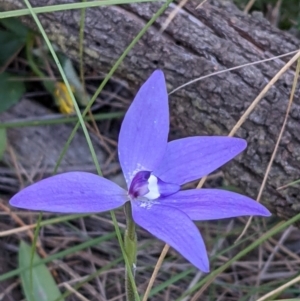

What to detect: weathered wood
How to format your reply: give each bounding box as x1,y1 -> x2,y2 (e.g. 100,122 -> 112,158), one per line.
1,0 -> 300,219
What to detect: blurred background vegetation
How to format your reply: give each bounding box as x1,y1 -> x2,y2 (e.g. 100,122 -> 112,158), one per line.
234,0 -> 300,30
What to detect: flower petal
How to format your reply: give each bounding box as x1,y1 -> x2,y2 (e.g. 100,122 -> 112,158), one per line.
161,189 -> 271,220
131,202 -> 209,272
153,137 -> 247,185
118,70 -> 169,187
10,172 -> 127,213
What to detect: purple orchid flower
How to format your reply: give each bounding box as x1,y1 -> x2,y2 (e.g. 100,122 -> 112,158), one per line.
10,70 -> 270,272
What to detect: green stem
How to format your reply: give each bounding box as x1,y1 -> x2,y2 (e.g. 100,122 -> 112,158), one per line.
124,202 -> 137,301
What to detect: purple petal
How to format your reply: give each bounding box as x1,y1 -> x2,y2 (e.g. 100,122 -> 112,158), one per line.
161,189 -> 271,220
153,137 -> 246,185
156,178 -> 180,198
10,172 -> 127,213
131,202 -> 209,272
118,70 -> 169,187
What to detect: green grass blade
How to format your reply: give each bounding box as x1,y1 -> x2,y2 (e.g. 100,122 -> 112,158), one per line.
0,112 -> 124,128
0,0 -> 162,18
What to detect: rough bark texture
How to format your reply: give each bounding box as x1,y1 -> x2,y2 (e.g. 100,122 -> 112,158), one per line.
1,0 -> 300,220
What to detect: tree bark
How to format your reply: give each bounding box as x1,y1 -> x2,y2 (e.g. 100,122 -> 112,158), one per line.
1,0 -> 300,220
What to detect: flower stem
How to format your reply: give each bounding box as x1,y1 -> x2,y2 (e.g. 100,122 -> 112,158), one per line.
124,202 -> 137,301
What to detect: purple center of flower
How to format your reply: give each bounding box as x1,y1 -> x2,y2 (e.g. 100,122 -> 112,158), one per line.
128,171 -> 180,200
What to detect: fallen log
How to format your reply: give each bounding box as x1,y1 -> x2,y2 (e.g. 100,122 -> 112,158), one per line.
1,0 -> 300,219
